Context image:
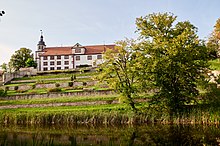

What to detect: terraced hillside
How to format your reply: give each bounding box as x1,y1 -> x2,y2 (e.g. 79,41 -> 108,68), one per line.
1,69 -> 109,96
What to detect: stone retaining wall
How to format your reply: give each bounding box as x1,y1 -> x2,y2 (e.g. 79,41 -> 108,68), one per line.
8,81 -> 98,90
2,90 -> 115,100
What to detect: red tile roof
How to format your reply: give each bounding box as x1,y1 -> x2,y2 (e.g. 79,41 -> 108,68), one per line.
40,44 -> 115,56
40,47 -> 72,56
83,44 -> 115,55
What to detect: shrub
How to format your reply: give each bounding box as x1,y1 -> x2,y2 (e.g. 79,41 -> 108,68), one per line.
0,88 -> 5,97
14,86 -> 19,91
82,82 -> 87,86
70,75 -> 76,81
55,83 -> 60,88
4,86 -> 9,91
47,88 -> 62,93
68,82 -> 73,87
31,84 -> 36,89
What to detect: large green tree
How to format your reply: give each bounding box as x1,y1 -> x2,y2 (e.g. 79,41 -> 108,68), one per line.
98,40 -> 149,112
10,48 -> 34,71
136,13 -> 210,113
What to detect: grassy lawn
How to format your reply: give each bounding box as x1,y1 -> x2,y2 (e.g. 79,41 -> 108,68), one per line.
12,72 -> 97,81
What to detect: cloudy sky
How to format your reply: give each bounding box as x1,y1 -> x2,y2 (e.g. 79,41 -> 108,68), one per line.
0,0 -> 219,64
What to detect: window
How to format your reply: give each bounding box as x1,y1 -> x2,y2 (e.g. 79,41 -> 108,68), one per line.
65,67 -> 69,70
43,56 -> 47,60
43,67 -> 48,71
97,55 -> 102,59
75,48 -> 81,53
50,67 -> 54,70
57,67 -> 61,70
64,61 -> 69,65
57,61 -> 61,65
87,55 -> 92,60
50,56 -> 54,60
50,62 -> 54,65
64,55 -> 69,59
43,62 -> 48,66
57,56 -> 61,59
76,56 -> 80,61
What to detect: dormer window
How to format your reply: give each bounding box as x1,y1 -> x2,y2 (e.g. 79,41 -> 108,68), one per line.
75,48 -> 81,53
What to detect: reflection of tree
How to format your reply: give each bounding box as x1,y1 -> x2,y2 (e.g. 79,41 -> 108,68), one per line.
69,136 -> 77,146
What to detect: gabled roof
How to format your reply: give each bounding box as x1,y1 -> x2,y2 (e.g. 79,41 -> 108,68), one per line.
39,44 -> 115,56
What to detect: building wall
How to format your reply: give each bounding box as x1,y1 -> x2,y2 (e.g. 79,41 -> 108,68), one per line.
74,54 -> 103,68
40,55 -> 74,71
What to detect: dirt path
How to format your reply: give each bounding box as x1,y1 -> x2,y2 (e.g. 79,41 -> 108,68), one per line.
0,100 -> 118,109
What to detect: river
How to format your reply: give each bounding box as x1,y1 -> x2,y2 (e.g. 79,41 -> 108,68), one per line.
0,124 -> 220,145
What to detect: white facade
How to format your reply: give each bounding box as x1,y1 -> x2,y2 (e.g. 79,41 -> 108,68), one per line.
74,54 -> 104,68
35,34 -> 113,71
40,55 -> 74,71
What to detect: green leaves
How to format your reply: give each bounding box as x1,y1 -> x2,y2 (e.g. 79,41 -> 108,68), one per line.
136,13 -> 210,113
9,48 -> 34,71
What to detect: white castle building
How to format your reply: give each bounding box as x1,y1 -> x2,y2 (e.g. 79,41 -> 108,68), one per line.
35,34 -> 115,71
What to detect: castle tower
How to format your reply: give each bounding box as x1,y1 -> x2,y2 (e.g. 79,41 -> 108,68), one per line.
37,30 -> 46,51
35,30 -> 46,71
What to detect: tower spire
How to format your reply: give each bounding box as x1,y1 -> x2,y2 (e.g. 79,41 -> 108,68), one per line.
37,30 -> 46,51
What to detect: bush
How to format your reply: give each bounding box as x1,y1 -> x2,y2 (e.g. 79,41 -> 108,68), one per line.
31,84 -> 36,89
4,86 -> 9,91
47,88 -> 62,93
70,75 -> 76,81
14,86 -> 19,91
82,82 -> 87,86
0,88 -> 5,97
55,83 -> 60,88
68,82 -> 73,87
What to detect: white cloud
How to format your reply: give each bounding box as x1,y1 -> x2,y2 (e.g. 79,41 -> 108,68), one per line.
0,45 -> 15,65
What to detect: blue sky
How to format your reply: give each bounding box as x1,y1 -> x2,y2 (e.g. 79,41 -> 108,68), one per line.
0,0 -> 219,64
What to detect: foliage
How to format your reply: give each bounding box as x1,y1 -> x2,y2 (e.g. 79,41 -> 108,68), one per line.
14,86 -> 18,91
70,75 -> 76,81
9,48 -> 34,71
82,82 -> 87,86
0,63 -> 7,73
55,83 -> 60,88
25,58 -> 37,68
207,18 -> 220,59
31,84 -> 36,89
136,12 -> 210,113
68,82 -> 73,87
0,88 -> 5,97
98,40 -> 150,112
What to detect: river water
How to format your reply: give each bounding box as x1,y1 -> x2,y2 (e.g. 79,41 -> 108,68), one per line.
0,124 -> 220,145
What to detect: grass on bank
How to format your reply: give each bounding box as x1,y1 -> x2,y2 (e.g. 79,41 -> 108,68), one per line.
0,95 -> 118,106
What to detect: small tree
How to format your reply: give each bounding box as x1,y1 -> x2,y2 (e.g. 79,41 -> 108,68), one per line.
98,40 -> 150,112
0,63 -> 7,73
10,48 -> 34,71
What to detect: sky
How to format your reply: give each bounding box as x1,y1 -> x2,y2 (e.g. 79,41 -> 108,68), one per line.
0,0 -> 220,65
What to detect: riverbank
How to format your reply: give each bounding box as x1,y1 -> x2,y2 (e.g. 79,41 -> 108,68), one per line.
0,102 -> 220,125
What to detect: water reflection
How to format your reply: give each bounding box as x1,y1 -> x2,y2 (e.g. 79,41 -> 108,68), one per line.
0,124 -> 220,145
